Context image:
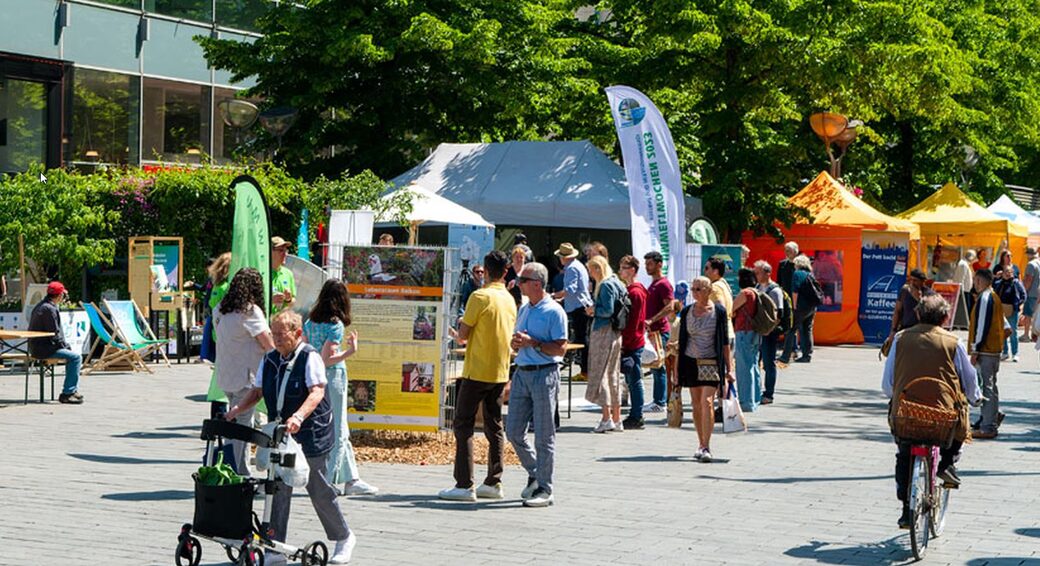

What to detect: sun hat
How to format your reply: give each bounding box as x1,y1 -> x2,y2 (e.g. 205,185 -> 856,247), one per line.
553,243 -> 579,259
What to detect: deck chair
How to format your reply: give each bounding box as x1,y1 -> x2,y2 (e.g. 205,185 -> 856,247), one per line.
103,299 -> 172,368
81,303 -> 153,374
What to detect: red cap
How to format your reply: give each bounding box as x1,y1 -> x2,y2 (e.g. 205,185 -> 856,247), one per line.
47,281 -> 67,296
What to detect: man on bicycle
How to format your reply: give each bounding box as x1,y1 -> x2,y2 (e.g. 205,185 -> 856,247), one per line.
882,294 -> 982,529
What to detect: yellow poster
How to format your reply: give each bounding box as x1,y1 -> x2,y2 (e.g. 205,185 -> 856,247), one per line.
343,246 -> 446,431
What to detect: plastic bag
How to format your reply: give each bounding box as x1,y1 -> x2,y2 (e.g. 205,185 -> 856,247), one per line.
257,422 -> 310,488
641,339 -> 660,366
721,383 -> 747,433
196,451 -> 243,486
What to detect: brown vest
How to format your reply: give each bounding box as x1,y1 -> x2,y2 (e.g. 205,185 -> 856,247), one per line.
889,324 -> 970,441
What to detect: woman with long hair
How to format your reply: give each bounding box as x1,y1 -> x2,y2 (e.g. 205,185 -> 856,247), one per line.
674,276 -> 734,462
584,255 -> 625,432
214,267 -> 275,473
304,279 -> 379,496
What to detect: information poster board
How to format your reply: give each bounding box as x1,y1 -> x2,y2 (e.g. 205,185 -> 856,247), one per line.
341,245 -> 449,431
858,231 -> 910,344
930,282 -> 962,330
685,243 -> 742,299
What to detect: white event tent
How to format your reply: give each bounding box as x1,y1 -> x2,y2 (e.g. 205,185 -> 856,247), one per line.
988,194 -> 1040,238
378,182 -> 494,244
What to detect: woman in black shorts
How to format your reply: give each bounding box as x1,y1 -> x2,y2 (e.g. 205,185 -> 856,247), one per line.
673,275 -> 734,462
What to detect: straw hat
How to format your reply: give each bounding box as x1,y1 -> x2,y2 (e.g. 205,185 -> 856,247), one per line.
554,242 -> 579,259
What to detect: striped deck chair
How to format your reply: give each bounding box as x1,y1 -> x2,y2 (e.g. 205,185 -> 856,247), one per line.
82,303 -> 153,373
103,299 -> 171,368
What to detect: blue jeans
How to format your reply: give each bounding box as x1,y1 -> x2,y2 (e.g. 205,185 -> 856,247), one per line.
50,349 -> 82,395
650,330 -> 669,405
621,348 -> 644,420
760,330 -> 780,398
506,365 -> 559,494
735,331 -> 762,412
325,366 -> 361,484
1003,310 -> 1020,356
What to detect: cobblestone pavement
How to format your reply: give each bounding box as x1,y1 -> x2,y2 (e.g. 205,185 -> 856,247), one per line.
1,342 -> 1038,565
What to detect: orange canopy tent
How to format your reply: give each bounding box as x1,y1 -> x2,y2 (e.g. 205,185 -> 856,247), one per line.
743,171 -> 920,345
896,182 -> 1029,275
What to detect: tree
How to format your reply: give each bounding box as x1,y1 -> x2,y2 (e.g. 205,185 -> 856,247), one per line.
198,0 -> 598,180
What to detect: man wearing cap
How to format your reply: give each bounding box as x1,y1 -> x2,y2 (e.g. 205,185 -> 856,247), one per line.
271,237 -> 297,315
551,243 -> 592,378
1022,247 -> 1040,342
28,282 -> 83,404
890,269 -> 933,336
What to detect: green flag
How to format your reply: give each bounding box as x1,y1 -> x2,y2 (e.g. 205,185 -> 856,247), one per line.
229,176 -> 272,316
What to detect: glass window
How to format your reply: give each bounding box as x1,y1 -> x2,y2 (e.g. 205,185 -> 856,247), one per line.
142,78 -> 211,162
72,69 -> 140,165
0,78 -> 47,173
94,0 -> 143,9
212,88 -> 260,163
216,0 -> 272,32
144,0 -> 213,22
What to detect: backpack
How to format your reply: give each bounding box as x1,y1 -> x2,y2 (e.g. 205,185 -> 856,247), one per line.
609,280 -> 631,332
889,376 -> 967,448
769,283 -> 795,332
750,289 -> 779,335
800,273 -> 825,307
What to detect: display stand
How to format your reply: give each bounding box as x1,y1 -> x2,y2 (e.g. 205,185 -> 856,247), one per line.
128,236 -> 186,362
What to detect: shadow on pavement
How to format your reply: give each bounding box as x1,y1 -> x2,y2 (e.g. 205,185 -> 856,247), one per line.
1014,527 -> 1040,538
102,489 -> 193,501
597,455 -> 699,463
112,431 -> 194,439
69,452 -> 195,465
184,394 -> 208,402
377,493 -> 520,511
784,537 -> 914,565
966,559 -> 1040,566
700,473 -> 887,484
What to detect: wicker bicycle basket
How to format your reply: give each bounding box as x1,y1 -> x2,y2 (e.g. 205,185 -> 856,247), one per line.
892,398 -> 960,447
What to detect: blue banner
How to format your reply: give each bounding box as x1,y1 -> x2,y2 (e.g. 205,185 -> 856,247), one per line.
858,232 -> 909,344
297,208 -> 311,262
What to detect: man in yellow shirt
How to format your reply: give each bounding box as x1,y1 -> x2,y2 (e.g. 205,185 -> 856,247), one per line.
705,257 -> 735,342
440,250 -> 518,501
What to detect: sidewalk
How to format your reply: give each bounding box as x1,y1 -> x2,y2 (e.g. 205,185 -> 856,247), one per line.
1,345 -> 1038,565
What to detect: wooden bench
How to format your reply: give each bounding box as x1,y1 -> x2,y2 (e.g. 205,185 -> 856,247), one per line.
1,354 -> 63,404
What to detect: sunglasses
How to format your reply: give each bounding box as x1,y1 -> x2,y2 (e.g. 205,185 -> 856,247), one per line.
473,269 -> 485,273
691,286 -> 709,292
518,276 -> 540,283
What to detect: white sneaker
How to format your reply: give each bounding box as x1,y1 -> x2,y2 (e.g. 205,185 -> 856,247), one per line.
693,447 -> 705,461
475,482 -> 504,499
1001,353 -> 1010,361
522,488 -> 554,507
342,479 -> 379,496
593,420 -> 615,433
330,531 -> 357,564
700,449 -> 713,463
437,486 -> 476,501
643,402 -> 665,413
612,420 -> 625,432
1013,355 -> 1020,362
521,477 -> 538,500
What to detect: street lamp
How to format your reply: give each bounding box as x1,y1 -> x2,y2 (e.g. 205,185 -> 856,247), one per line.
809,112 -> 861,179
218,99 -> 260,158
258,106 -> 298,158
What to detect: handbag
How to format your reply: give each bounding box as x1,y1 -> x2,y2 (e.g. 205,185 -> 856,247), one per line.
667,389 -> 683,428
255,357 -> 310,488
1002,303 -> 1013,318
640,339 -> 660,366
721,383 -> 747,433
643,332 -> 665,369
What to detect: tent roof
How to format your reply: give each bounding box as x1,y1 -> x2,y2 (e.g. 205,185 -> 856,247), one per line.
788,171 -> 920,239
987,194 -> 1040,234
897,182 -> 1030,238
390,140 -> 701,230
378,183 -> 494,228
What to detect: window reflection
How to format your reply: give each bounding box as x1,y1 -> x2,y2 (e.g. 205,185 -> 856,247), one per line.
213,88 -> 260,163
72,69 -> 139,165
216,0 -> 272,31
0,78 -> 47,173
143,0 -> 212,21
142,78 -> 211,162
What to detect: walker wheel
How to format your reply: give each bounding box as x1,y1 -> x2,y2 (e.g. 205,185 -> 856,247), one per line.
301,541 -> 328,566
225,544 -> 240,563
175,535 -> 201,566
238,544 -> 264,566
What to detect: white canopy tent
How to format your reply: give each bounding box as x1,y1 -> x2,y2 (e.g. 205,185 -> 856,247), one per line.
988,194 -> 1040,234
378,183 -> 494,244
390,140 -> 702,230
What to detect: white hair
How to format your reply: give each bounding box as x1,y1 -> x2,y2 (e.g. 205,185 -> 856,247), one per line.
522,262 -> 548,286
793,254 -> 812,270
753,260 -> 772,274
784,242 -> 799,254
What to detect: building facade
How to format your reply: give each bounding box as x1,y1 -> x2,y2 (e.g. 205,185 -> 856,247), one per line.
0,0 -> 266,173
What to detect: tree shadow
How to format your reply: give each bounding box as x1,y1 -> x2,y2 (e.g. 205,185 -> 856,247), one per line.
68,453 -> 195,465
1015,527 -> 1040,538
376,493 -> 520,511
700,473 -> 888,485
112,431 -> 194,440
101,489 -> 193,501
784,537 -> 914,565
965,559 -> 1040,565
597,455 -> 699,463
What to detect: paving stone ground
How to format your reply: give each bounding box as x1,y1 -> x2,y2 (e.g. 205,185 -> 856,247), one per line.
1,339 -> 1039,565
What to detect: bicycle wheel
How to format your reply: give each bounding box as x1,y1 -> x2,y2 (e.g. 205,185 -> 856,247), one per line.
930,480 -> 951,537
908,455 -> 931,559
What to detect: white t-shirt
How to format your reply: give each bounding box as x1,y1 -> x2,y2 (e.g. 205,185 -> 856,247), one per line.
214,304 -> 270,392
254,341 -> 328,389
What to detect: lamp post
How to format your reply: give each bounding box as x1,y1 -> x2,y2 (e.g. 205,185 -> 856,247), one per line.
217,99 -> 260,158
809,112 -> 861,179
258,106 -> 298,159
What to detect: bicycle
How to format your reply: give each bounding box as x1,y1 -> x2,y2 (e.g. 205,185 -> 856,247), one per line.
906,443 -> 953,560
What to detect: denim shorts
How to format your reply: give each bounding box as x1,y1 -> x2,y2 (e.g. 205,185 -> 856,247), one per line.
1025,296 -> 1037,318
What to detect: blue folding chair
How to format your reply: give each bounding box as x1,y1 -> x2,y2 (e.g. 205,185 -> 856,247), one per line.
82,302 -> 154,373
103,299 -> 171,369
